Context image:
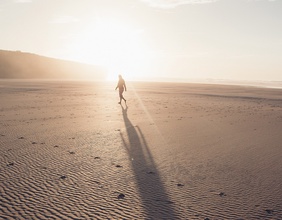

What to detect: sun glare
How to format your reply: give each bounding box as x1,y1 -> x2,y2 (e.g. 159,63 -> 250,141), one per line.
67,18 -> 150,81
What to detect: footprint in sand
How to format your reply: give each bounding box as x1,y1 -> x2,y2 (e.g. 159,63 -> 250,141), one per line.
115,165 -> 123,168
60,175 -> 67,180
93,180 -> 100,184
7,162 -> 14,167
94,156 -> 100,159
117,193 -> 125,199
265,209 -> 273,214
219,192 -> 226,197
177,183 -> 184,187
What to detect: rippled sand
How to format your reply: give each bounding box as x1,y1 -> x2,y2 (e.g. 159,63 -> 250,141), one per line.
1,80 -> 282,219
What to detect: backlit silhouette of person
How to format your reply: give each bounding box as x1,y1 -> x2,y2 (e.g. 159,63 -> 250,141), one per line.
115,74 -> 127,104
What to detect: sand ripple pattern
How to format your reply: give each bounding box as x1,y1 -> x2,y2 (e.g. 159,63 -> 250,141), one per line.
1,81 -> 282,219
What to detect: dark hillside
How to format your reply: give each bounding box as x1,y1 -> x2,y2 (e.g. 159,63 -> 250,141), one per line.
0,50 -> 106,79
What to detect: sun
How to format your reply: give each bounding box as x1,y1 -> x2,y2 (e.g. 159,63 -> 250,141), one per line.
66,18 -> 151,81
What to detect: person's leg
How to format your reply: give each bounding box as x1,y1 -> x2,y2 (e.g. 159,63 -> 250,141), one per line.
121,92 -> 126,102
120,94 -> 126,103
119,89 -> 123,104
120,88 -> 126,103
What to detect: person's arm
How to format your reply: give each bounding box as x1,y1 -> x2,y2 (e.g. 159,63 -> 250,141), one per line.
124,82 -> 127,91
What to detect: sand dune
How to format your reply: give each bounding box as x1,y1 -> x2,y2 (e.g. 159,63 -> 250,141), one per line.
0,80 -> 282,219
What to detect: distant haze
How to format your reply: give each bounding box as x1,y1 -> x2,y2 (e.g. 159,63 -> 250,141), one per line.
0,0 -> 281,81
0,50 -> 106,80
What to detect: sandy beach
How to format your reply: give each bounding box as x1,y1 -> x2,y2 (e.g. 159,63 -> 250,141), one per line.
0,80 -> 282,219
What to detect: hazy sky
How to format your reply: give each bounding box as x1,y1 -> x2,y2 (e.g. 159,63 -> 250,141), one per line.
1,0 -> 282,81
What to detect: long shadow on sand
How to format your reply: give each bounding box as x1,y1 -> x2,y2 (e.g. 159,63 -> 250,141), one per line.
120,105 -> 178,219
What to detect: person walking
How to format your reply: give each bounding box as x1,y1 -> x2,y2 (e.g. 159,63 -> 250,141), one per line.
115,74 -> 127,104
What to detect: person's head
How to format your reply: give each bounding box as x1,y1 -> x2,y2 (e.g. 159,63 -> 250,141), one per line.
118,74 -> 122,79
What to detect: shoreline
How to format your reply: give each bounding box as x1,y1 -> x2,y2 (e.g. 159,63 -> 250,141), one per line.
1,78 -> 282,90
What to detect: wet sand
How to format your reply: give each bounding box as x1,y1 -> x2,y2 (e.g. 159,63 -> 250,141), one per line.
1,80 -> 282,219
